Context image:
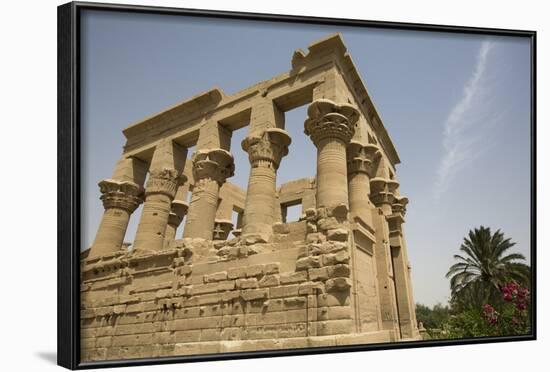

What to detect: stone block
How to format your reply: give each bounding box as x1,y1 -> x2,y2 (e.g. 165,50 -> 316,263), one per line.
325,278 -> 352,292
264,263 -> 280,274
220,327 -> 243,340
246,264 -> 264,277
327,228 -> 349,242
279,271 -> 308,284
317,217 -> 340,231
269,284 -> 299,298
306,233 -> 326,244
227,266 -> 247,279
327,264 -> 351,278
295,256 -> 321,270
111,333 -> 153,347
306,221 -> 317,233
201,328 -> 222,342
317,293 -> 351,307
236,278 -> 259,289
203,271 -> 228,283
322,250 -> 350,266
191,282 -> 219,295
273,223 -> 290,234
283,296 -> 307,310
298,281 -> 324,295
320,241 -> 348,254
180,265 -> 192,275
308,267 -> 329,281
241,288 -> 269,301
258,274 -> 280,287
174,330 -> 201,343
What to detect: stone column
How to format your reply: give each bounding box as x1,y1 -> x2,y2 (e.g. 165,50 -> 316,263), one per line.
132,168 -> 179,252
89,180 -> 142,258
183,149 -> 234,240
241,128 -> 291,243
370,176 -> 401,336
163,175 -> 189,245
304,99 -> 359,209
347,141 -> 381,228
388,193 -> 419,339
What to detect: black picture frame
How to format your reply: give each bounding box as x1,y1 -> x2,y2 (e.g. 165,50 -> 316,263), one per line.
57,1 -> 537,369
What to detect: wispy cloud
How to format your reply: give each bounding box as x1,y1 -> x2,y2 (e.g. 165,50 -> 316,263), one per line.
434,41 -> 495,201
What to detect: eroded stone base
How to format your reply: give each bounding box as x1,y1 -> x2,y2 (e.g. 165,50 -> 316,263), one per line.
82,330 -> 395,361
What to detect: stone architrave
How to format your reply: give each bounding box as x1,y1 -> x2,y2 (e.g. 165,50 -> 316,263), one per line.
133,168 -> 179,252
241,128 -> 291,243
88,179 -> 142,258
347,141 -> 381,227
183,149 -> 235,240
304,99 -> 359,209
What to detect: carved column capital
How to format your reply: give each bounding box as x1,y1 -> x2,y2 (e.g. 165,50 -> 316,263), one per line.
347,141 -> 381,177
370,178 -> 399,207
98,179 -> 143,213
304,99 -> 359,146
145,168 -> 179,198
213,219 -> 233,240
192,148 -> 235,185
242,128 -> 291,169
168,200 -> 189,227
392,195 -> 409,216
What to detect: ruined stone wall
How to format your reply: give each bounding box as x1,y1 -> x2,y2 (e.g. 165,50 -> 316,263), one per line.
81,205 -> 393,361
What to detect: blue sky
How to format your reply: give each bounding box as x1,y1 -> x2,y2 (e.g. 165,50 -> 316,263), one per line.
80,10 -> 531,306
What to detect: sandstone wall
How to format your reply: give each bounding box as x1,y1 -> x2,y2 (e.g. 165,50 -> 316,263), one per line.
81,207 -> 393,361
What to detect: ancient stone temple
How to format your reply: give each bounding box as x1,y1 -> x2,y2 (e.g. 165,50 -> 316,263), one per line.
80,33 -> 421,362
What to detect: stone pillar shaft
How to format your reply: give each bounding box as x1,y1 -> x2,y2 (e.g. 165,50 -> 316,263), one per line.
370,177 -> 401,336
164,216 -> 179,242
133,169 -> 178,252
389,196 -> 418,339
347,142 -> 380,227
348,172 -> 371,219
304,99 -> 359,210
92,207 -> 131,257
372,210 -> 400,334
184,178 -> 220,240
316,138 -> 349,208
89,179 -> 142,258
241,128 -> 291,242
183,148 -> 234,240
242,164 -> 276,236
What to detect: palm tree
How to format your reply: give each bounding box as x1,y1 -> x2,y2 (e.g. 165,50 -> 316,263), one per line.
446,226 -> 530,309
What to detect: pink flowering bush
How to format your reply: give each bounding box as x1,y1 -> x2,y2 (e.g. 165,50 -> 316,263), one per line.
480,281 -> 531,336
440,281 -> 531,339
